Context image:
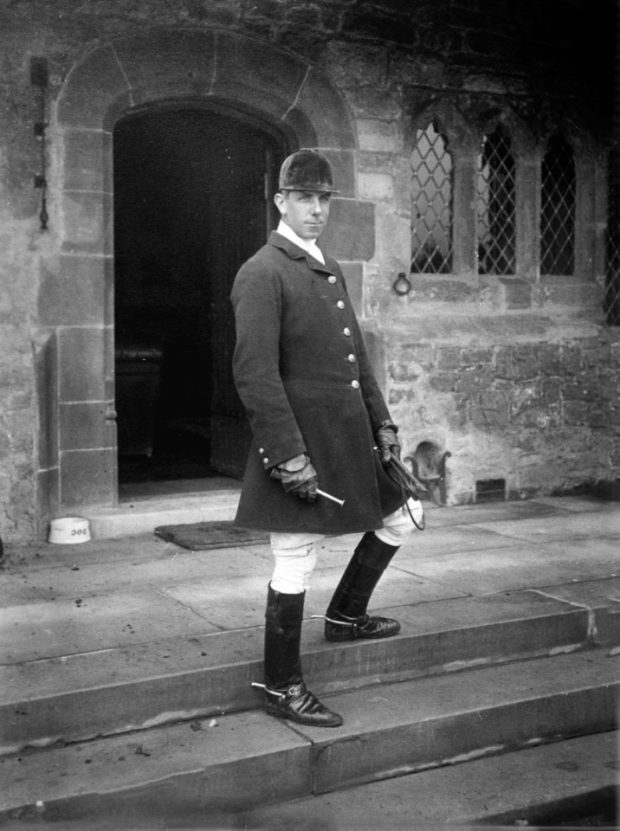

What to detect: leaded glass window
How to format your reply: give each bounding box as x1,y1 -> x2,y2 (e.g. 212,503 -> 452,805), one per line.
540,134 -> 575,275
605,148 -> 620,325
411,121 -> 453,274
476,125 -> 516,275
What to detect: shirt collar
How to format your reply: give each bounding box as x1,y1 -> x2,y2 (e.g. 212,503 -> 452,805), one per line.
276,221 -> 325,264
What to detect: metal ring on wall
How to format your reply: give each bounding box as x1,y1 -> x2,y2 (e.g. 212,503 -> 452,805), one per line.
392,272 -> 412,295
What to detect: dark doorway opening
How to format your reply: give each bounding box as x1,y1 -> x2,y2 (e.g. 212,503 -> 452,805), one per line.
113,106 -> 286,490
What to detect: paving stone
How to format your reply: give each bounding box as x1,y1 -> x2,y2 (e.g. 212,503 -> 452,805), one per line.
533,577 -> 620,647
396,539 -> 600,595
2,545 -> 271,604
1,590 -> 219,664
473,504 -> 620,542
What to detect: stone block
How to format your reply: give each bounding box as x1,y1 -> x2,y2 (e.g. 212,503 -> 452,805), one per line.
62,129 -> 111,193
211,31 -> 308,121
563,378 -> 602,402
495,345 -> 539,381
38,255 -> 108,327
60,403 -> 115,451
320,149 -> 355,198
57,45 -> 129,129
36,467 -> 59,540
33,331 -> 58,470
465,347 -> 494,366
58,327 -> 105,403
357,119 -> 402,153
361,326 -> 386,390
348,85 -> 402,121
359,171 -> 394,201
539,344 -> 561,376
435,347 -> 461,371
389,388 -> 416,404
455,366 -> 495,395
564,401 -> 608,429
61,191 -> 112,256
408,276 -> 477,304
321,199 -> 375,261
340,6 -> 416,46
287,68 -> 355,148
397,344 -> 434,371
559,344 -> 585,375
60,448 -> 116,509
114,29 -> 217,103
471,390 -> 511,429
389,361 -> 420,384
340,262 -> 363,315
541,277 -> 604,312
499,277 -> 531,310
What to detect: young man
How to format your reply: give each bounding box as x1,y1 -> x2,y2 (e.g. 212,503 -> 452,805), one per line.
231,148 -> 422,728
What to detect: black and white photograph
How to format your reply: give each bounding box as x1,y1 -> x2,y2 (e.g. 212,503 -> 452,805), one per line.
0,1 -> 618,828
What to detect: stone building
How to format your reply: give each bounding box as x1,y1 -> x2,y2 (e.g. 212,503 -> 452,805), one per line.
0,0 -> 617,543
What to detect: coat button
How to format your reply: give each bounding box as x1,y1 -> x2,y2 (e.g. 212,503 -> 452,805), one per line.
258,447 -> 265,454
347,353 -> 356,363
263,457 -> 269,465
328,275 -> 337,284
351,380 -> 360,389
337,300 -> 345,309
343,327 -> 351,336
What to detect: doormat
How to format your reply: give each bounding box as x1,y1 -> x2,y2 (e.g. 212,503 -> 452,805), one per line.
154,520 -> 268,550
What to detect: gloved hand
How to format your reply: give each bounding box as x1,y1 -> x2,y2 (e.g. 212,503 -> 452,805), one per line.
375,421 -> 401,466
270,453 -> 318,502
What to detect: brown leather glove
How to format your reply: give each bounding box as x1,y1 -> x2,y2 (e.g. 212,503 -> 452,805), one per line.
270,453 -> 318,502
375,421 -> 401,466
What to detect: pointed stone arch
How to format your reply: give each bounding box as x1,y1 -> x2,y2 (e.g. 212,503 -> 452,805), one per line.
45,29 -> 357,513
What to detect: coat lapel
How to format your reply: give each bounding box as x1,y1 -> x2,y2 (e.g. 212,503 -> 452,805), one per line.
268,231 -> 335,276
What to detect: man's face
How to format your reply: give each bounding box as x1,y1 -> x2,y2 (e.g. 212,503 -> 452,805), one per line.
274,190 -> 331,240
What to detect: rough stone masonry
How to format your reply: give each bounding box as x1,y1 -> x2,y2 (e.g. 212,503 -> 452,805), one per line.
0,0 -> 617,542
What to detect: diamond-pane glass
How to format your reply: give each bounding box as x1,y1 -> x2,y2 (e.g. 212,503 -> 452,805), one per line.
411,122 -> 453,273
540,134 -> 575,275
605,149 -> 620,325
476,125 -> 516,275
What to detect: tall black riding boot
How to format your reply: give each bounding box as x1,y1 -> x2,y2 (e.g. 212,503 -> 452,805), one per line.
324,532 -> 401,642
258,584 -> 343,727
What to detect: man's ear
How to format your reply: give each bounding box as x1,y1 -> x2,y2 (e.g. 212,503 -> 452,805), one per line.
274,191 -> 286,216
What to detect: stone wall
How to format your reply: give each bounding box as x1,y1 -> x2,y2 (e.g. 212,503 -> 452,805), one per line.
384,319 -> 620,503
0,0 -> 616,540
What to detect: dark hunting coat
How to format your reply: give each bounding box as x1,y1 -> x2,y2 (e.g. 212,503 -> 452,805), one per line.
230,231 -> 404,534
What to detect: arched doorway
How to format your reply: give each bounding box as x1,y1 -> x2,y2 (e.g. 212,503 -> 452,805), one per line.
113,106 -> 286,489
49,28 -> 357,521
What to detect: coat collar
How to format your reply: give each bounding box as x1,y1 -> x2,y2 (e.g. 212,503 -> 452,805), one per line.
268,231 -> 334,275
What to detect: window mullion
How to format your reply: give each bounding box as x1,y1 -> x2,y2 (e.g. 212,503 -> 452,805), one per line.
515,153 -> 541,282
452,148 -> 478,277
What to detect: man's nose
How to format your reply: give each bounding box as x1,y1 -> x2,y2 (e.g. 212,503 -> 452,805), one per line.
309,196 -> 322,213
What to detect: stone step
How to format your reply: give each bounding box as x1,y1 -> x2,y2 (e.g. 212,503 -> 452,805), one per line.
1,650 -> 617,822
225,730 -> 619,830
83,488 -> 240,540
3,585 -> 617,754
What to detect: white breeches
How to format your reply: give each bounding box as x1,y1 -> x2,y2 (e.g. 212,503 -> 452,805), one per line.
269,498 -> 424,594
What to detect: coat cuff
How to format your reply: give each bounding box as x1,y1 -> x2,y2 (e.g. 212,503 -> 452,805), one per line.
255,441 -> 307,471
